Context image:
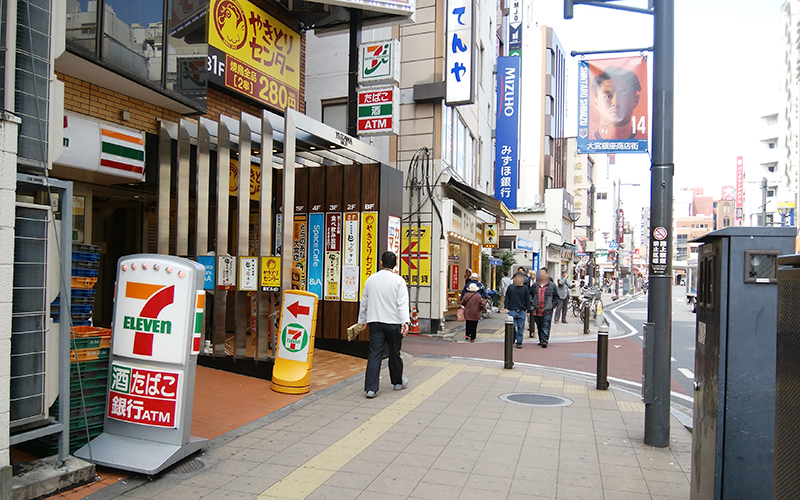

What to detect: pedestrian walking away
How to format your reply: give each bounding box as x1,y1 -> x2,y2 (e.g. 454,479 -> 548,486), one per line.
531,268 -> 558,347
358,251 -> 410,398
461,283 -> 486,343
499,271 -> 512,311
504,272 -> 531,349
554,270 -> 572,323
461,272 -> 487,300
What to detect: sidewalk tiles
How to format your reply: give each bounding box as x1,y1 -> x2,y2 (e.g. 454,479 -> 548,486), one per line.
94,355 -> 691,500
43,350 -> 366,500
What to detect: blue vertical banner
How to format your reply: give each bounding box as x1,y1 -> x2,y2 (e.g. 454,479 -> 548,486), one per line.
307,213 -> 324,298
197,256 -> 215,290
495,56 -> 520,210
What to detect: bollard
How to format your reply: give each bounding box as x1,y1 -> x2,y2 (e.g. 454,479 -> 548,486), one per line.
596,327 -> 609,390
595,301 -> 604,328
504,315 -> 514,369
583,301 -> 590,335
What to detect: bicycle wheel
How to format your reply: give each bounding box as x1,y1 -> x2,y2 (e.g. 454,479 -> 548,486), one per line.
571,300 -> 580,317
579,307 -> 588,324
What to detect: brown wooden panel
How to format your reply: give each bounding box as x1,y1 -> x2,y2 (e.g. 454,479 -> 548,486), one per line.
342,164 -> 362,340
360,163 -> 380,210
294,167 -> 308,213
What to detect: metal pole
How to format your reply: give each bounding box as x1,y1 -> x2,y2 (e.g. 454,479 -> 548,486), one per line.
583,299 -> 590,335
596,330 -> 609,390
588,183 -> 595,286
346,9 -> 362,137
504,315 -> 514,369
615,180 -> 620,297
644,0 -> 674,448
762,177 -> 768,227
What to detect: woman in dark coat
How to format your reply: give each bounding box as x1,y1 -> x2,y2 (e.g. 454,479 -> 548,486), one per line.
461,283 -> 486,343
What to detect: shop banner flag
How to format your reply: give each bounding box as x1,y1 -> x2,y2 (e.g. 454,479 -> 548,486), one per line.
494,56 -> 520,209
577,56 -> 649,154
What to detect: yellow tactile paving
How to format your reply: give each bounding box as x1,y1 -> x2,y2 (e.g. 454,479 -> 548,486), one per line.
617,400 -> 645,413
540,379 -> 564,389
589,390 -> 615,400
461,365 -> 484,372
564,384 -> 588,394
499,370 -> 523,378
256,363 -> 465,500
519,374 -> 543,384
481,367 -> 506,375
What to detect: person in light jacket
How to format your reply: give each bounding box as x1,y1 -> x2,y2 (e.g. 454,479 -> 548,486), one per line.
461,283 -> 487,343
553,271 -> 572,324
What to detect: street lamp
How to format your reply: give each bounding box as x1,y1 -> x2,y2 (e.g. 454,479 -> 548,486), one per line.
567,210 -> 582,224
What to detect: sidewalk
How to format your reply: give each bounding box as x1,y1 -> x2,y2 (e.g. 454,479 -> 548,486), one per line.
89,355 -> 691,500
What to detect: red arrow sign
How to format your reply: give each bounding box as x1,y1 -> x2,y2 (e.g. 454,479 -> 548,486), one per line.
287,301 -> 310,318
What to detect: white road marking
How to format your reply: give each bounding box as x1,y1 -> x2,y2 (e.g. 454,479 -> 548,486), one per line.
678,368 -> 694,380
638,335 -> 643,340
671,357 -> 676,362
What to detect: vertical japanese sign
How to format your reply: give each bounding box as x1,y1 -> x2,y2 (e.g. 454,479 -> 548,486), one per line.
735,156 -> 744,225
357,87 -> 399,136
451,264 -> 460,290
342,213 -> 360,302
197,256 -> 215,290
445,0 -> 474,105
217,256 -> 236,290
207,0 -> 300,111
307,214 -> 324,298
472,245 -> 480,278
360,212 -> 378,296
275,213 -> 283,255
239,257 -> 258,291
400,225 -> 432,286
387,215 -> 401,273
324,213 -> 342,300
649,226 -> 669,275
292,215 -> 307,290
577,56 -> 649,154
495,56 -> 520,209
261,256 -> 281,292
483,223 -> 498,247
507,0 -> 523,57
108,363 -> 182,428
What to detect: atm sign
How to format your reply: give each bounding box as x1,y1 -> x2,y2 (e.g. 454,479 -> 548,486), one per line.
357,87 -> 398,136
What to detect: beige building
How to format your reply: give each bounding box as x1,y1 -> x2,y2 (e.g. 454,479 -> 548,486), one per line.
675,215 -> 715,261
565,137 -> 597,240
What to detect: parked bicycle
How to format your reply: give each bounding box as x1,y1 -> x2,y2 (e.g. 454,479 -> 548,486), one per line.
579,286 -> 603,324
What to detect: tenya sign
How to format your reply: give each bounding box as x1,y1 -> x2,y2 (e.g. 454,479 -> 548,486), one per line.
75,255 -> 207,475
445,0 -> 474,105
494,56 -> 520,209
207,0 -> 301,112
357,87 -> 398,136
358,39 -> 400,84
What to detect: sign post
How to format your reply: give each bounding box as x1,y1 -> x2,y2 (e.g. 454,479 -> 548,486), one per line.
74,255 -> 207,474
272,290 -> 319,394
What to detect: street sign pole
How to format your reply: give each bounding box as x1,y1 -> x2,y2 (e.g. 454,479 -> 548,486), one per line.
644,0 -> 674,448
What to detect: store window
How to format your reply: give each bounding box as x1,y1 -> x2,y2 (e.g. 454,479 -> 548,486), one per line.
455,115 -> 466,179
322,99 -> 347,133
66,0 -> 207,107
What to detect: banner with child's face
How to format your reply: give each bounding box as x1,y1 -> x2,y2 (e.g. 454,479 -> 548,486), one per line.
577,56 -> 649,154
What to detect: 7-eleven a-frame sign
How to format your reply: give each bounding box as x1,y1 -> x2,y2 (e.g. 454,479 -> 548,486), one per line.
400,225 -> 431,286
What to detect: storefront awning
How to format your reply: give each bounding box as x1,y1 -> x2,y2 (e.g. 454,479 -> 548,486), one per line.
443,178 -> 519,228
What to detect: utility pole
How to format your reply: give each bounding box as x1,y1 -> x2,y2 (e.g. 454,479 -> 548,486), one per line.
644,0 -> 674,448
761,177 -> 768,227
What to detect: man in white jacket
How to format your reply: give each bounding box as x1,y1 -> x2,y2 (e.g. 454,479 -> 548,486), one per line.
358,251 -> 410,398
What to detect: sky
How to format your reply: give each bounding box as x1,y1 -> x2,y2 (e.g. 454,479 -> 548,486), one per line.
527,0 -> 785,235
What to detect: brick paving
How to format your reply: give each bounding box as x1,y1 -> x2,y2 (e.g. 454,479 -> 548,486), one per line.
84,356 -> 691,500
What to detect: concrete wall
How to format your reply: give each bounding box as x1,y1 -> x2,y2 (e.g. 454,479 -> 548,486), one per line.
0,112 -> 21,498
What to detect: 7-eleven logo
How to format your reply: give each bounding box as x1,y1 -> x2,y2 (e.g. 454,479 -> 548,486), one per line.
123,282 -> 175,357
281,323 -> 309,353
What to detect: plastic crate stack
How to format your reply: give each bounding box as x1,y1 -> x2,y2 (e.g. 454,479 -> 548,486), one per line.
51,244 -> 100,326
23,326 -> 112,456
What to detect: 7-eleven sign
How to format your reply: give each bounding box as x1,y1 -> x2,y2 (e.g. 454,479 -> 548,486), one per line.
113,262 -> 197,365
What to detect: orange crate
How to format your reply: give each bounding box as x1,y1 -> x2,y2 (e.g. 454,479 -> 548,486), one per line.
71,326 -> 111,338
70,347 -> 109,363
71,277 -> 98,289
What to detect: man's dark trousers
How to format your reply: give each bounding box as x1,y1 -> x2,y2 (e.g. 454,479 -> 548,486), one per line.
533,312 -> 553,344
365,322 -> 404,393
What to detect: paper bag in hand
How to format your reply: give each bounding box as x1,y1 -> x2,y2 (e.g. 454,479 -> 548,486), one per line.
347,323 -> 365,342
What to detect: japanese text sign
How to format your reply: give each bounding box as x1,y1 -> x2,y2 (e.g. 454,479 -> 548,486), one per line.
343,213 -> 360,267
387,215 -> 401,273
292,214 -> 307,290
229,159 -> 261,201
445,0 -> 474,105
108,363 -> 182,428
325,213 -> 342,300
508,0 -> 523,57
495,57 -> 520,209
307,213 -> 324,298
197,256 -> 215,290
261,256 -> 281,292
239,257 -> 258,291
357,87 -> 398,136
577,56 -> 649,154
451,264 -> 459,290
400,225 -> 431,286
483,223 -> 498,247
360,212 -> 379,297
208,0 -> 300,111
736,157 -> 744,225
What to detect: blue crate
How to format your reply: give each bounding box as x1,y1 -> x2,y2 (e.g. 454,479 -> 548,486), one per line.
72,244 -> 101,254
72,268 -> 99,278
72,251 -> 100,262
71,304 -> 94,314
71,289 -> 96,298
73,260 -> 100,269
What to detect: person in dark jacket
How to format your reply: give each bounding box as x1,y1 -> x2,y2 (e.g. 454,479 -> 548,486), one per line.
530,268 -> 559,347
461,283 -> 486,343
461,272 -> 487,299
505,272 -> 532,348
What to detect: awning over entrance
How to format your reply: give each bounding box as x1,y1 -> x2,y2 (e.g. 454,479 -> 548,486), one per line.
443,178 -> 519,228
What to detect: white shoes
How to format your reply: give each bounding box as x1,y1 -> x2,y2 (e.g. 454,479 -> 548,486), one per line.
394,377 -> 409,391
